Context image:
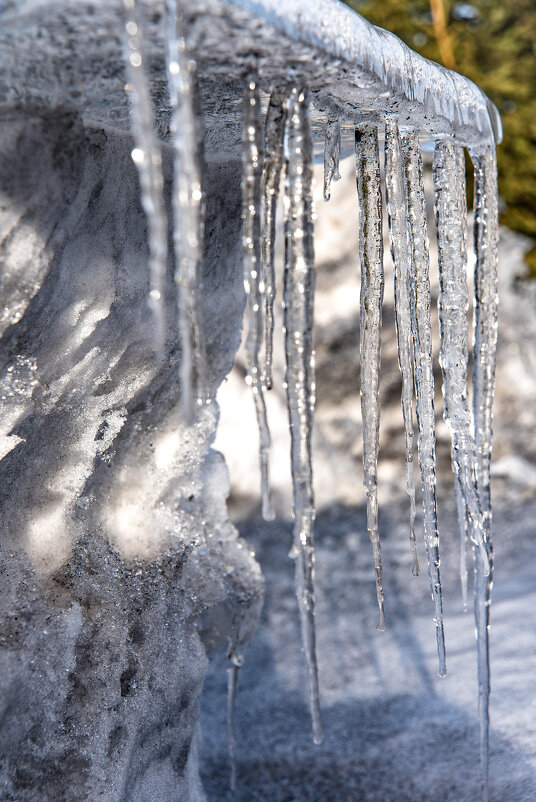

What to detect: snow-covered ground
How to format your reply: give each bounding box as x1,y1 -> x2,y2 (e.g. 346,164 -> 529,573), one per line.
201,157 -> 536,801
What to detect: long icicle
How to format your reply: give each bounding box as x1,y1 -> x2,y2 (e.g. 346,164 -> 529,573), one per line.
323,117 -> 341,202
469,144 -> 499,802
166,0 -> 206,422
384,119 -> 419,577
262,88 -> 286,391
400,128 -> 446,677
433,140 -> 490,595
283,86 -> 323,745
355,127 -> 386,631
123,0 -> 167,353
243,78 -> 274,522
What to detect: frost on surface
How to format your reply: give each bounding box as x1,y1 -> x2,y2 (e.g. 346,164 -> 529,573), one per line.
283,87 -> 322,745
355,126 -> 385,631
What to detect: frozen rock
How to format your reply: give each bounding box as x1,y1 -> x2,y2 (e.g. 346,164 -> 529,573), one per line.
0,19 -> 262,802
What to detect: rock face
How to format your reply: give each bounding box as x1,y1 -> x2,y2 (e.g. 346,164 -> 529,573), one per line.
0,19 -> 262,802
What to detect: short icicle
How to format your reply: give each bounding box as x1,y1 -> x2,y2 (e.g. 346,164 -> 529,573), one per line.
242,78 -> 274,522
433,139 -> 490,597
355,126 -> 386,631
166,0 -> 206,422
262,88 -> 286,391
400,128 -> 446,677
122,0 -> 167,353
469,144 -> 499,802
226,661 -> 240,793
323,117 -> 341,202
384,119 -> 419,577
283,86 -> 323,745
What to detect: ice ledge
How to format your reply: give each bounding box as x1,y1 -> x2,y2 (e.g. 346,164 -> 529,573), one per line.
222,0 -> 501,146
0,0 -> 501,150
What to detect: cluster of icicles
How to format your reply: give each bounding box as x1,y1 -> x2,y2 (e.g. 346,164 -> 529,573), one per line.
122,1 -> 498,798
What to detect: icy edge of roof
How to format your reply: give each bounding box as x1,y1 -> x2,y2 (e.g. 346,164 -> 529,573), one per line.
227,0 -> 502,146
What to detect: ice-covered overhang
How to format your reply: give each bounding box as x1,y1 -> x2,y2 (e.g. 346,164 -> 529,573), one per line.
0,0 -> 501,151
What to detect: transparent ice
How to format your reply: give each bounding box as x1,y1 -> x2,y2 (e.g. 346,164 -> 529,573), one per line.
166,0 -> 207,422
384,119 -> 419,577
262,88 -> 286,391
242,78 -> 274,522
283,87 -> 323,745
433,139 -> 490,589
226,661 -> 240,792
323,117 -> 341,202
355,126 -> 386,631
469,145 -> 499,802
400,128 -> 447,677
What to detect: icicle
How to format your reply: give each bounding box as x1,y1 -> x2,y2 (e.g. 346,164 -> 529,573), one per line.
122,0 -> 167,353
355,127 -> 386,631
166,0 -> 206,422
323,117 -> 341,202
384,119 -> 419,577
471,146 -> 499,527
455,479 -> 469,610
227,661 -> 240,793
400,129 -> 447,677
469,144 -> 498,802
433,139 -> 490,593
283,86 -> 323,745
243,78 -> 274,522
262,88 -> 286,391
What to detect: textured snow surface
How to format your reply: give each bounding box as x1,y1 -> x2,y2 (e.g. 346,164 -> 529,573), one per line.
0,109 -> 263,799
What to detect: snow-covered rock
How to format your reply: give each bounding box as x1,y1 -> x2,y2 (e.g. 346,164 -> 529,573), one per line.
0,12 -> 262,801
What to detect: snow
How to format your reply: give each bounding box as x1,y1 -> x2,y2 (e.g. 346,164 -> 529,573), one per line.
166,0 -> 207,421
